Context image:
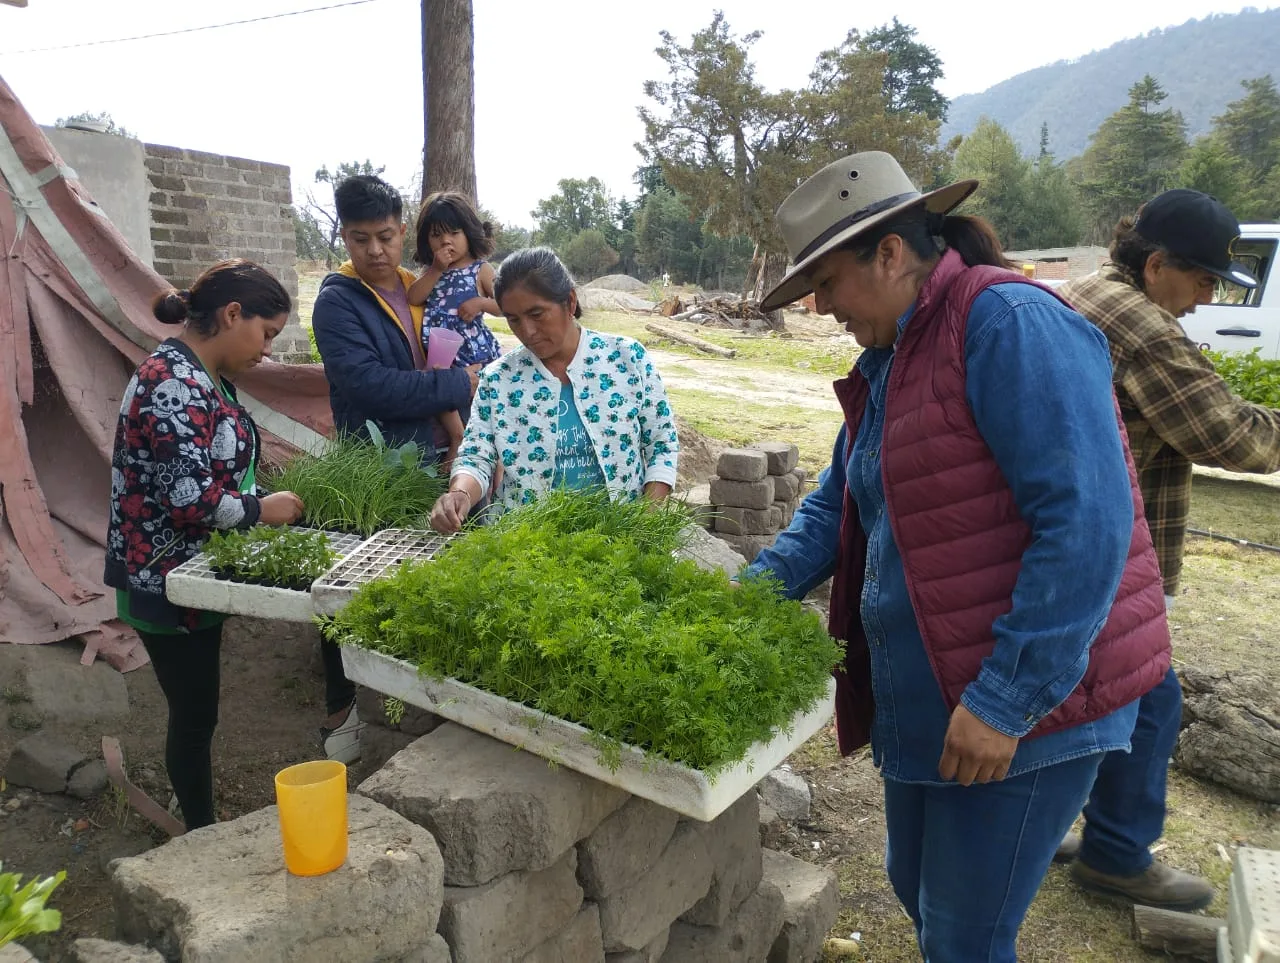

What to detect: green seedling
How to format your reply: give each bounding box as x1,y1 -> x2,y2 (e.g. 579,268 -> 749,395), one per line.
206,528 -> 336,591
324,489 -> 842,776
0,862 -> 66,948
267,421 -> 444,537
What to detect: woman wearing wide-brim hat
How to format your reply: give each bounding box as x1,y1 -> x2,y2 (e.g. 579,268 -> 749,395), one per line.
740,152 -> 1173,959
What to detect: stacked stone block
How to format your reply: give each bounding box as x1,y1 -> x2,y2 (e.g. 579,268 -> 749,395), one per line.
360,723 -> 839,963
107,795 -> 448,962
102,724 -> 838,963
142,143 -> 310,362
702,443 -> 807,562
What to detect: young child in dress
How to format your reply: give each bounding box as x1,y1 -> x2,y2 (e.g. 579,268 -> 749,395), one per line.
408,192 -> 502,465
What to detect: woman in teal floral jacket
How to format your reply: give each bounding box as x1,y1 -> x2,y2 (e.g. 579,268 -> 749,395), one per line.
430,248 -> 679,532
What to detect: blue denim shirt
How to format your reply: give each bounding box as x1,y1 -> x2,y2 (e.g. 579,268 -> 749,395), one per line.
748,284 -> 1140,784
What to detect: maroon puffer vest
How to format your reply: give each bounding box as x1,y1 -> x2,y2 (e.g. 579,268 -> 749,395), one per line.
827,249 -> 1170,756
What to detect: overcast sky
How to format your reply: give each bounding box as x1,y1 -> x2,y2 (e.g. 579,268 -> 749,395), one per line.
1,0 -> 1272,228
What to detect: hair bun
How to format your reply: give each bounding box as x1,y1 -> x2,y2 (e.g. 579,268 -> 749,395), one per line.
152,288 -> 191,325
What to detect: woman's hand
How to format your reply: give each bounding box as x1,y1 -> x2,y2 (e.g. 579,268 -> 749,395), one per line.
937,704 -> 1019,786
430,489 -> 473,534
260,491 -> 304,526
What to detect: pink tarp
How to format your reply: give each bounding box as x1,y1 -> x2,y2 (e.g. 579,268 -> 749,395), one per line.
0,75 -> 335,670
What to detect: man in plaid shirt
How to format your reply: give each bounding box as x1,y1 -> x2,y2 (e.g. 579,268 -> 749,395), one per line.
1057,190 -> 1280,910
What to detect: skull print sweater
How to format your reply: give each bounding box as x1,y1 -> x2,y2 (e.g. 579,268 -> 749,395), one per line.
105,338 -> 262,631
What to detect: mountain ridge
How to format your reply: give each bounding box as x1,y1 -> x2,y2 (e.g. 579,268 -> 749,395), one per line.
942,8 -> 1280,157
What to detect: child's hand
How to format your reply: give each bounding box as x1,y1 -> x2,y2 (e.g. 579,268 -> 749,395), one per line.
433,247 -> 457,271
458,296 -> 486,321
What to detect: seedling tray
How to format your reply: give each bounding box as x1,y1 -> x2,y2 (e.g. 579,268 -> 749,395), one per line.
340,644 -> 836,821
165,528 -> 364,622
310,528 -> 460,617
1225,847 -> 1280,963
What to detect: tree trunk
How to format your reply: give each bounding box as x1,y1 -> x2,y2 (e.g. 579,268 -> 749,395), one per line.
645,323 -> 737,359
421,0 -> 477,203
1131,905 -> 1222,960
742,242 -> 762,298
1175,666 -> 1280,803
751,252 -> 788,331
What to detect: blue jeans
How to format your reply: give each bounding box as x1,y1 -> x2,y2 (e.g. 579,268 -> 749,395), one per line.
884,753 -> 1103,962
1079,666 -> 1182,876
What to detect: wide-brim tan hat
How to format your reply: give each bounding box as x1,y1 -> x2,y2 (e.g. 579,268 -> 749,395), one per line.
761,151 -> 978,312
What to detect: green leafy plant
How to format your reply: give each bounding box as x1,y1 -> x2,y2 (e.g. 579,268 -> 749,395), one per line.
206,528 -> 336,591
324,489 -> 843,776
0,862 -> 66,948
383,697 -> 406,727
267,422 -> 444,536
1206,348 -> 1280,407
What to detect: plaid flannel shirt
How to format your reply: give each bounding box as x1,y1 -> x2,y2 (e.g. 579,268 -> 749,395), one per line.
1061,266 -> 1280,594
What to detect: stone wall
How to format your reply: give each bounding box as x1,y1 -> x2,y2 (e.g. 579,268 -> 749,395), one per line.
141,143 -> 310,362
43,126 -> 155,265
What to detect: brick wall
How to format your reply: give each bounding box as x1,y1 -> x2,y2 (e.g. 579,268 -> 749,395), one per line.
142,143 -> 310,362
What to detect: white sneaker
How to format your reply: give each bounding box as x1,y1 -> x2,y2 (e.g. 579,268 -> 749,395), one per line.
320,701 -> 364,764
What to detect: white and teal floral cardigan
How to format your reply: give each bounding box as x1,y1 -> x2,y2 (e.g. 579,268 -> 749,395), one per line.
452,328 -> 679,512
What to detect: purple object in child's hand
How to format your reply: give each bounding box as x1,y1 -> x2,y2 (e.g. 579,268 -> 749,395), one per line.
425,327 -> 464,369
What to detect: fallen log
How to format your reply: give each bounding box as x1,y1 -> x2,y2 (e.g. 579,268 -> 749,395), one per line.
1175,666 -> 1280,803
1131,904 -> 1223,960
645,322 -> 737,359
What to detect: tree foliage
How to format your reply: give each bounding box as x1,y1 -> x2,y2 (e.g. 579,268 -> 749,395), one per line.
531,177 -> 614,250
306,160 -> 387,269
1073,76 -> 1188,240
638,13 -> 947,256
951,119 -> 1081,249
562,228 -> 621,281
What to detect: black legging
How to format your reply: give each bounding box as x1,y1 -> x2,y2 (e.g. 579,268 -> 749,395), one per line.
139,627 -> 355,831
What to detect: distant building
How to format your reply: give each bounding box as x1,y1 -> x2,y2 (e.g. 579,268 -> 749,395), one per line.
1005,245 -> 1109,281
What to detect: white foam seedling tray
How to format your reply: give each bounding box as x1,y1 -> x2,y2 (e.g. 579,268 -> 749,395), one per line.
1226,847 -> 1280,963
340,645 -> 836,821
310,528 -> 460,617
165,528 -> 365,622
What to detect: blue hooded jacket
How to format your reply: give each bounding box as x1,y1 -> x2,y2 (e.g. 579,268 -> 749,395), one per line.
311,264 -> 472,453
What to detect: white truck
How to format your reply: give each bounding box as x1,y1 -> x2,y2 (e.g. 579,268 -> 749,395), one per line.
1044,225 -> 1280,359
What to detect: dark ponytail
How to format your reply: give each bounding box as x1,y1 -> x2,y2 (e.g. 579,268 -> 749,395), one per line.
840,204 -> 1013,270
153,289 -> 192,325
494,247 -> 583,319
152,259 -> 291,337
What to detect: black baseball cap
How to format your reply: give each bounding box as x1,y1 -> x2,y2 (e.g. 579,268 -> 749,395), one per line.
1134,189 -> 1257,288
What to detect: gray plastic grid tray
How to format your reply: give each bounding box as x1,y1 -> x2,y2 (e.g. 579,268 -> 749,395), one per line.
310,528 -> 459,616
1226,847 -> 1280,963
165,528 -> 365,622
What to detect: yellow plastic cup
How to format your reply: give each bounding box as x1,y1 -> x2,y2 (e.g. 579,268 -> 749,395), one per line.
275,760 -> 348,876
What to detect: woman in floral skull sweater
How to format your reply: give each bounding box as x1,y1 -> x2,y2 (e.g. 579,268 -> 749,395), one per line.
105,259 -> 310,830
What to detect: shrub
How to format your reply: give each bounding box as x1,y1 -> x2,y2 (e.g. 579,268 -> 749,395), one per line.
1205,348 -> 1280,407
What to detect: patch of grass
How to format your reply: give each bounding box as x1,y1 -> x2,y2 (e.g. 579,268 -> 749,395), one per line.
1189,475 -> 1280,546
2,686 -> 31,705
669,388 -> 842,476
7,710 -> 42,732
1170,539 -> 1280,670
